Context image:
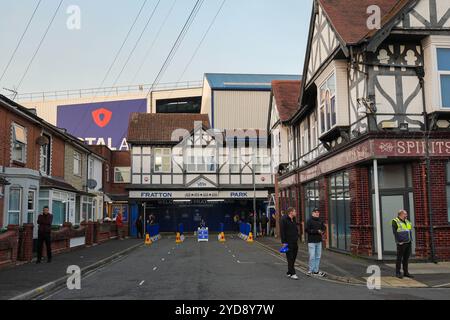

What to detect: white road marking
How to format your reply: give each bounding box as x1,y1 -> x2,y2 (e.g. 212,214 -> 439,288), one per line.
153,267 -> 157,271
433,283 -> 450,288
232,255 -> 236,258
139,280 -> 145,286
168,252 -> 171,255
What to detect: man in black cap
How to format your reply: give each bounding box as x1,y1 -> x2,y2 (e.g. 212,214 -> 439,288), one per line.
305,208 -> 326,277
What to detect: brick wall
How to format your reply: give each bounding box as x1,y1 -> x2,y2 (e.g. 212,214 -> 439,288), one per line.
318,177 -> 329,247
0,225 -> 19,267
64,143 -> 87,191
51,136 -> 65,179
349,166 -> 373,256
0,197 -> 4,229
413,160 -> 450,260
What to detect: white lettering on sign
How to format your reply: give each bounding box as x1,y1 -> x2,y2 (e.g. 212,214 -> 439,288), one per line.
140,192 -> 173,199
230,192 -> 248,198
79,137 -> 129,151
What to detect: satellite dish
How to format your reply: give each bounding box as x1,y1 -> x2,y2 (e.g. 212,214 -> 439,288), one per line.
87,179 -> 97,189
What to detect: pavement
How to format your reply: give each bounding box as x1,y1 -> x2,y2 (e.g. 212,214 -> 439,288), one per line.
256,236 -> 450,289
0,238 -> 142,300
1,234 -> 450,300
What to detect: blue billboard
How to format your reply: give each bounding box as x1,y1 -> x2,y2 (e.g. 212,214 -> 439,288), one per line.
57,99 -> 147,151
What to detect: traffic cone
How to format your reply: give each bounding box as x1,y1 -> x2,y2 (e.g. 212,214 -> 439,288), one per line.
247,232 -> 254,243
219,232 -> 226,242
176,232 -> 182,244
145,234 -> 152,245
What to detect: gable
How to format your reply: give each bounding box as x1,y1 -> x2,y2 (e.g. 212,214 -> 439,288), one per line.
305,5 -> 340,85
396,0 -> 450,29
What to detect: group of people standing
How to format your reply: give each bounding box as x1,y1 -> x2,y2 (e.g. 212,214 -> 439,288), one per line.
280,207 -> 326,280
280,207 -> 414,280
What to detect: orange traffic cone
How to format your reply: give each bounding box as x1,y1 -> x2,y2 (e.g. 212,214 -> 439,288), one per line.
219,232 -> 226,242
247,232 -> 254,243
145,234 -> 152,245
176,232 -> 182,244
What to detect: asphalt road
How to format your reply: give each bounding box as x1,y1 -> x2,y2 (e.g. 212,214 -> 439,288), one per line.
44,236 -> 450,300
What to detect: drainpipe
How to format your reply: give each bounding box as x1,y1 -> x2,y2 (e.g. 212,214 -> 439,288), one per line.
373,159 -> 383,261
417,67 -> 437,263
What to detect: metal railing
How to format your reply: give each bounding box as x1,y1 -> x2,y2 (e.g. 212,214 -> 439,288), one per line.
11,80 -> 204,102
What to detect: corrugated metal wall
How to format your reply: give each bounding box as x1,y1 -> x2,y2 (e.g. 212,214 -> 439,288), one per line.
213,91 -> 270,130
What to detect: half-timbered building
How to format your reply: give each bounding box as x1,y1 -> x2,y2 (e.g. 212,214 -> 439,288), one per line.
277,0 -> 450,260
127,113 -> 273,233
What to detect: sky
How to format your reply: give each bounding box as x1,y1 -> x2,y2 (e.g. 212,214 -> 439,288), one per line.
0,0 -> 312,94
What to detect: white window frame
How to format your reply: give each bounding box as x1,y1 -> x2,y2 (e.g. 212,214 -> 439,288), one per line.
229,148 -> 241,174
39,135 -> 51,175
88,157 -> 94,179
185,148 -> 216,173
319,72 -> 337,135
8,188 -> 22,225
73,151 -> 81,176
253,149 -> 271,174
114,167 -> 131,183
154,148 -> 172,173
437,47 -> 450,109
27,190 -> 36,224
12,123 -> 26,163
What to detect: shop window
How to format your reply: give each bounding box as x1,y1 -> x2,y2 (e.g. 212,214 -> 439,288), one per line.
154,148 -> 172,173
8,188 -> 22,225
447,162 -> 450,223
114,167 -> 131,183
12,123 -> 26,163
304,180 -> 319,218
438,48 -> 450,108
319,73 -> 337,134
329,172 -> 351,251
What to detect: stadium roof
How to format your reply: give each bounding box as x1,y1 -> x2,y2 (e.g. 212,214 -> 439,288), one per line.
204,73 -> 301,91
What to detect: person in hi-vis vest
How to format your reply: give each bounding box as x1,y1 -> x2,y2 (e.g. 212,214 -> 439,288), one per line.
392,210 -> 414,279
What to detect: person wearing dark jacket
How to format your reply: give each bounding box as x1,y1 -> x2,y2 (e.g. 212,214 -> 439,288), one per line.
135,215 -> 143,239
37,206 -> 53,263
392,210 -> 414,279
305,208 -> 326,277
280,207 -> 299,280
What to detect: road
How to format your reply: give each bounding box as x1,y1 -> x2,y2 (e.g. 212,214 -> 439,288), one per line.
44,236 -> 450,300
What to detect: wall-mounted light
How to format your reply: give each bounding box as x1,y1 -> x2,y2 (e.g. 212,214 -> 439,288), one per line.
399,123 -> 409,131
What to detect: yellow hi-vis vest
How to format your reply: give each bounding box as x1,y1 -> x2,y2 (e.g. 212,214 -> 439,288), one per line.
392,217 -> 412,243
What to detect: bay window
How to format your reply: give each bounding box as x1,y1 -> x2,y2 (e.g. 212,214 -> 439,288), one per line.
8,188 -> 22,225
438,48 -> 450,108
319,73 -> 337,134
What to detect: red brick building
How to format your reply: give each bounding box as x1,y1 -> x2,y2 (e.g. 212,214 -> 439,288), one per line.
275,0 -> 450,261
89,145 -> 130,219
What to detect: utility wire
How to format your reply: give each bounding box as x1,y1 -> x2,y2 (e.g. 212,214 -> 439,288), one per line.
0,0 -> 42,84
146,0 -> 205,96
16,0 -> 64,92
173,0 -> 226,91
98,0 -> 149,90
106,0 -> 162,93
130,0 -> 179,84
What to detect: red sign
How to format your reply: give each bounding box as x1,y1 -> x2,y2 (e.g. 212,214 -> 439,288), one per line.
374,140 -> 450,157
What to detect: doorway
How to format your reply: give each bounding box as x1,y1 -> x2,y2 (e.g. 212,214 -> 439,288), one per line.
371,164 -> 416,255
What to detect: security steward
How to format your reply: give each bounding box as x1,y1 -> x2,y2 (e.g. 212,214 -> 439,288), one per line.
280,207 -> 299,280
392,210 -> 414,279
